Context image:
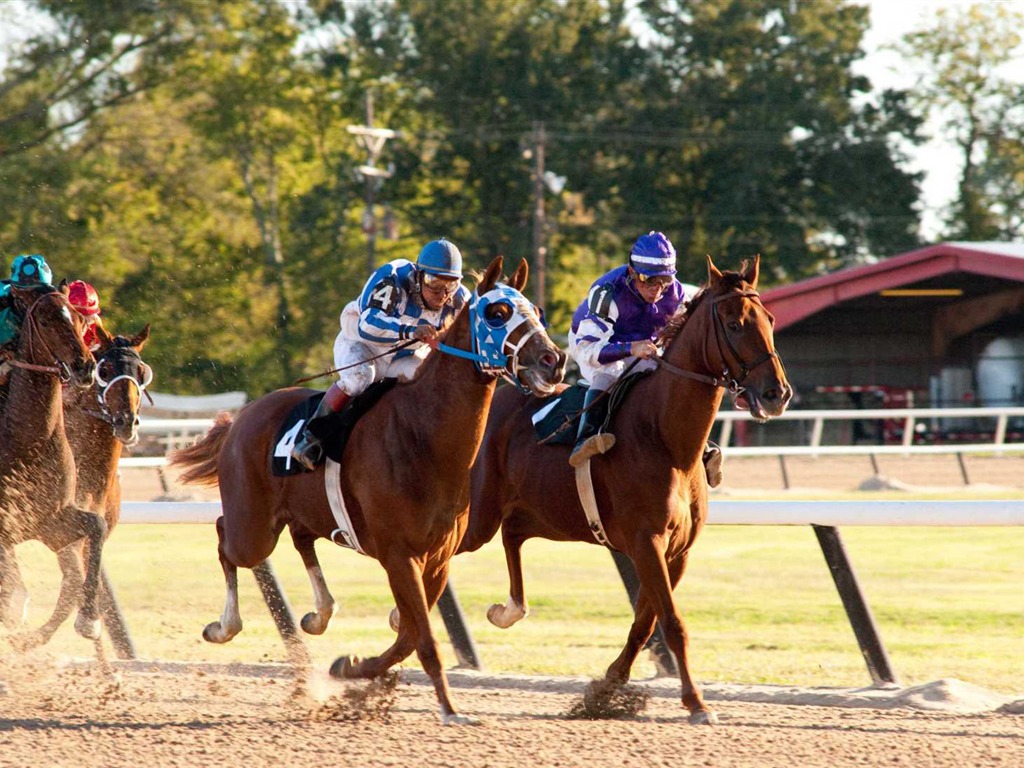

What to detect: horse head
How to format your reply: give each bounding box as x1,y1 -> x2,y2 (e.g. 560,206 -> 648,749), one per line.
469,256 -> 565,396
92,324 -> 152,446
10,282 -> 95,389
661,255 -> 791,421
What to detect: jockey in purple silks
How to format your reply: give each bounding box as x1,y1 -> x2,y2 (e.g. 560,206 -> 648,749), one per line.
567,231 -> 724,485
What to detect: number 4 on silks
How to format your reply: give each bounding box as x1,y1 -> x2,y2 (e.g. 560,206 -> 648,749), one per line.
275,420 -> 306,471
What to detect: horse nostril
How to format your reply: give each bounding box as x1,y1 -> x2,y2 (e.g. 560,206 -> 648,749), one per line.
540,352 -> 559,369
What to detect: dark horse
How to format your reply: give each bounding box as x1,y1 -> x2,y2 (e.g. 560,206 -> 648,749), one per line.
460,256 -> 792,724
2,324 -> 153,649
0,283 -> 102,641
170,257 -> 565,725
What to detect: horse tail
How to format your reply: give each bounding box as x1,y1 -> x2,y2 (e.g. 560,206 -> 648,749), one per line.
167,412 -> 234,487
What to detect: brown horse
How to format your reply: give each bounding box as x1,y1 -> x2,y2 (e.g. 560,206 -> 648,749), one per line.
0,283 -> 103,642
459,255 -> 792,724
2,325 -> 153,649
170,256 -> 565,725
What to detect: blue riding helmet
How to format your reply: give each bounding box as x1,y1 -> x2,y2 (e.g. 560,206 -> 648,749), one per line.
10,254 -> 53,287
417,238 -> 463,279
628,231 -> 677,277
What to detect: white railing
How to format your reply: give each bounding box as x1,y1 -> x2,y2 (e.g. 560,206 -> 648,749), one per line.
120,407 -> 1024,469
118,500 -> 1024,526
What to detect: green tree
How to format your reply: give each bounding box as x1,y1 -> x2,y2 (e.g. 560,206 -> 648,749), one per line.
898,2 -> 1024,240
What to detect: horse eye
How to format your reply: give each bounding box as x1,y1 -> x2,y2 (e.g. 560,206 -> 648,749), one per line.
98,361 -> 114,381
485,302 -> 514,328
727,321 -> 741,332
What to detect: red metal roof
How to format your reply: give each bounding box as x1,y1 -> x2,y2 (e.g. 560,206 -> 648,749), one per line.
761,242 -> 1024,330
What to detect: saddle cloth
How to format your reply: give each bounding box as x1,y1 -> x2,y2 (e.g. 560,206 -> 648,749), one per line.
271,379 -> 397,476
531,370 -> 652,445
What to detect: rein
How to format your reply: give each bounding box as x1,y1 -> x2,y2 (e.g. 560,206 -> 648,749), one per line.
10,291 -> 78,381
656,288 -> 779,396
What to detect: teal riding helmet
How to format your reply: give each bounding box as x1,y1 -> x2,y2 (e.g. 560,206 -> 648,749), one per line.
416,238 -> 463,279
10,254 -> 53,287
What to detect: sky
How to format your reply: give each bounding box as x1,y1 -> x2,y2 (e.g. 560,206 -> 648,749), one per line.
1,1 -> 1022,241
855,0 -> 1024,239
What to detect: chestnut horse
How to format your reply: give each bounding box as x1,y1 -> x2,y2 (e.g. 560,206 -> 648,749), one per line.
170,257 -> 565,725
460,256 -> 792,725
0,283 -> 103,642
2,325 -> 153,650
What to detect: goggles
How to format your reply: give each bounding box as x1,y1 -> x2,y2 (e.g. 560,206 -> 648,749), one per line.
421,272 -> 461,295
633,271 -> 674,289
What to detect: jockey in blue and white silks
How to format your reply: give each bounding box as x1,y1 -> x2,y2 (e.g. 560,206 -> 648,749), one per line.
290,238 -> 470,470
567,232 -> 722,483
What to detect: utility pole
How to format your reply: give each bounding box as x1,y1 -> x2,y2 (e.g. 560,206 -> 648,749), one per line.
530,120 -> 547,309
348,91 -> 398,273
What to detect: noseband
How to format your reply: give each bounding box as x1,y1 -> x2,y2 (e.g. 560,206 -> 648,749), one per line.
657,287 -> 780,396
83,344 -> 154,424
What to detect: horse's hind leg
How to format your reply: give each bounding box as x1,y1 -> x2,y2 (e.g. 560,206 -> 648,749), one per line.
8,546 -> 84,652
486,521 -> 529,629
288,522 -> 336,635
204,516 -> 243,643
631,538 -> 715,725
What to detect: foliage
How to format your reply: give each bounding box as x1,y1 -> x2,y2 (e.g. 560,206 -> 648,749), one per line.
897,2 -> 1024,240
0,0 -> 996,397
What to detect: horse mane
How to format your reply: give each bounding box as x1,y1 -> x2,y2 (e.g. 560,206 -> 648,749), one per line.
656,266 -> 751,347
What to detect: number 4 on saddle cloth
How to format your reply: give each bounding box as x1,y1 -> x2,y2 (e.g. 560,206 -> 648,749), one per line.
272,380 -> 397,476
532,370 -> 650,446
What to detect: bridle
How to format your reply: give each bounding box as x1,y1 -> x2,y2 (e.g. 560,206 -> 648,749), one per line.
83,342 -> 154,424
656,287 -> 781,398
7,290 -> 81,382
435,283 -> 547,394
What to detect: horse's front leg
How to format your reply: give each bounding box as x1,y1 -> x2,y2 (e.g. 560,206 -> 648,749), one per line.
0,543 -> 30,628
486,521 -> 529,629
630,533 -> 716,725
603,590 -> 658,686
8,546 -> 84,652
37,508 -> 107,641
288,523 -> 336,635
204,516 -> 243,643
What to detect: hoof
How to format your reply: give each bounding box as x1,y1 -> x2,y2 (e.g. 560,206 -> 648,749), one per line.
689,709 -> 718,725
329,655 -> 359,679
388,607 -> 400,633
74,613 -> 101,640
300,611 -> 330,635
441,711 -> 481,726
486,602 -> 526,629
202,621 -> 239,644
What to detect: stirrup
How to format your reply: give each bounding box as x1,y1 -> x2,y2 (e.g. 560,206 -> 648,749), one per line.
703,446 -> 724,488
568,432 -> 617,468
290,434 -> 323,471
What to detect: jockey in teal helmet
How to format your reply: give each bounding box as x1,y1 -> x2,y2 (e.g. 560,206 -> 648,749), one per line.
289,238 -> 470,470
1,254 -> 54,348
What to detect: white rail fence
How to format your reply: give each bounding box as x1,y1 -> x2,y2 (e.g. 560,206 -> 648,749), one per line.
119,499 -> 1024,526
122,407 -> 1024,470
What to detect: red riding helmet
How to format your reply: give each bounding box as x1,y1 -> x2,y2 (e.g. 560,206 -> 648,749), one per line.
68,280 -> 101,316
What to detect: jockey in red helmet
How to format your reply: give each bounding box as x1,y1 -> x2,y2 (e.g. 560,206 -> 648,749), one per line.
68,280 -> 105,351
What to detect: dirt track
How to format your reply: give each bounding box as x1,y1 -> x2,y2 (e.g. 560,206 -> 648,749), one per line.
2,657 -> 1024,768
3,458 -> 1022,767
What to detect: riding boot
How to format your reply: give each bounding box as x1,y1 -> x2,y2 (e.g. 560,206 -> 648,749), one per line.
568,387 -> 616,468
290,384 -> 351,471
703,441 -> 724,488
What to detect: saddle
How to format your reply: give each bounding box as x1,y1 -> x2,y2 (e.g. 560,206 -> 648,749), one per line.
532,370 -> 652,446
272,379 -> 397,476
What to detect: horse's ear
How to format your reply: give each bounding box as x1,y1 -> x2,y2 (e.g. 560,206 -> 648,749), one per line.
94,323 -> 114,348
58,279 -> 69,294
479,255 -> 504,293
706,254 -> 723,286
742,254 -> 760,288
509,258 -> 529,292
130,323 -> 151,351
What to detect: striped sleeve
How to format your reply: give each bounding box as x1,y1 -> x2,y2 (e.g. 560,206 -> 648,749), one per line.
572,285 -> 622,369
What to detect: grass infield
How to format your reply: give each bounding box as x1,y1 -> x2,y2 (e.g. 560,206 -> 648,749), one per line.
9,518 -> 1023,696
